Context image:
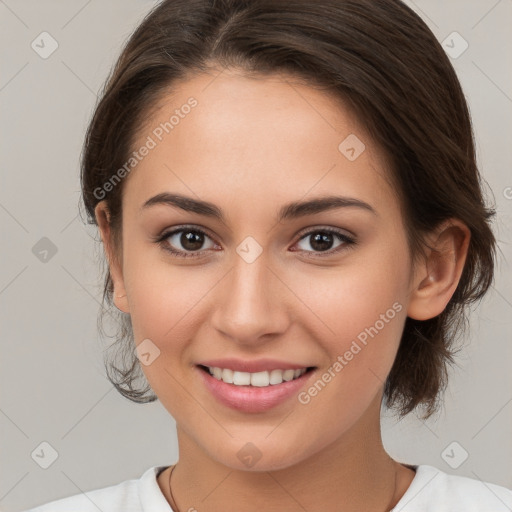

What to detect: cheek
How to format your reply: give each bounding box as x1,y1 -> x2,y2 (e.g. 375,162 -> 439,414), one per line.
122,255 -> 214,414
291,264 -> 407,439
291,243 -> 410,400
301,252 -> 408,344
125,258 -> 209,345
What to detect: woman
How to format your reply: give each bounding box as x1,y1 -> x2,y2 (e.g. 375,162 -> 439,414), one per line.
26,0 -> 511,510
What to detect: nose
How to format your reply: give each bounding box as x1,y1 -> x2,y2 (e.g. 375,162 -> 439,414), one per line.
209,253 -> 290,346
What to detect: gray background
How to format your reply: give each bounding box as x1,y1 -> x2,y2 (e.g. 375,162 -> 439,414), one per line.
1,1 -> 511,510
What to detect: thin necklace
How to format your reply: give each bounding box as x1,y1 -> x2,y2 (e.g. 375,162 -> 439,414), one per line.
167,464 -> 179,512
167,462 -> 398,512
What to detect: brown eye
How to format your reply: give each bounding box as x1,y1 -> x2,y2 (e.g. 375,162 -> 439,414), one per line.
157,227 -> 217,259
294,229 -> 356,257
176,230 -> 206,251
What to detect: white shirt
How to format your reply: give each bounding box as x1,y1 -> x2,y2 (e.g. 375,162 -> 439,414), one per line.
24,464 -> 512,511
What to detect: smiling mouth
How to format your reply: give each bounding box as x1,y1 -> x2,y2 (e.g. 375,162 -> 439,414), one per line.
197,364 -> 316,387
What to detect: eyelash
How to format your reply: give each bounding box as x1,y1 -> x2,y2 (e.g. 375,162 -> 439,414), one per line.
153,225 -> 357,259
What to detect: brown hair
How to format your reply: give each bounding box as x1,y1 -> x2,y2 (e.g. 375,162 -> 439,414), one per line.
80,0 -> 496,419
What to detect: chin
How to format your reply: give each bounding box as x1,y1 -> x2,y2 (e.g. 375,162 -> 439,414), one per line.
200,431 -> 321,473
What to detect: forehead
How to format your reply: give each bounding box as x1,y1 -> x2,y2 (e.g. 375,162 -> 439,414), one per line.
125,69 -> 397,221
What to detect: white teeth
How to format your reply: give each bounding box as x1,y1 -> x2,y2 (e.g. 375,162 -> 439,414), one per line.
251,371 -> 270,387
269,369 -> 284,385
221,368 -> 234,384
207,366 -> 308,387
233,371 -> 251,385
282,369 -> 295,381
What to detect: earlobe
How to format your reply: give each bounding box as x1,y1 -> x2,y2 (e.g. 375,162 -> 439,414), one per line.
407,219 -> 471,321
94,201 -> 130,314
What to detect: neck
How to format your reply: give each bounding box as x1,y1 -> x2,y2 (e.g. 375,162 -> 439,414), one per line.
159,394 -> 415,512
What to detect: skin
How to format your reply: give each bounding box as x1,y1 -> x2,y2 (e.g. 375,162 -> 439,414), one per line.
95,68 -> 470,512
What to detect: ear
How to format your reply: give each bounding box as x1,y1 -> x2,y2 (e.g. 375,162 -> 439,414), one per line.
407,219 -> 471,321
94,201 -> 130,313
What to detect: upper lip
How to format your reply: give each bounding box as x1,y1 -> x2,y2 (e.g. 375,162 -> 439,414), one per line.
197,358 -> 314,373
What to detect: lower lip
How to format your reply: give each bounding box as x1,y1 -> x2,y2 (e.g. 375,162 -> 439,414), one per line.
197,366 -> 316,413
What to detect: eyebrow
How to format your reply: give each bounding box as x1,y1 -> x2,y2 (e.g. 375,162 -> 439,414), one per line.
140,192 -> 377,221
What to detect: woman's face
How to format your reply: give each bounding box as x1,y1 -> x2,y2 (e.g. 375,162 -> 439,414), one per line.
100,69 -> 419,470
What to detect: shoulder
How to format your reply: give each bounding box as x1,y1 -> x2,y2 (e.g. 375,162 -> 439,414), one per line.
394,464 -> 512,511
22,466 -> 172,512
